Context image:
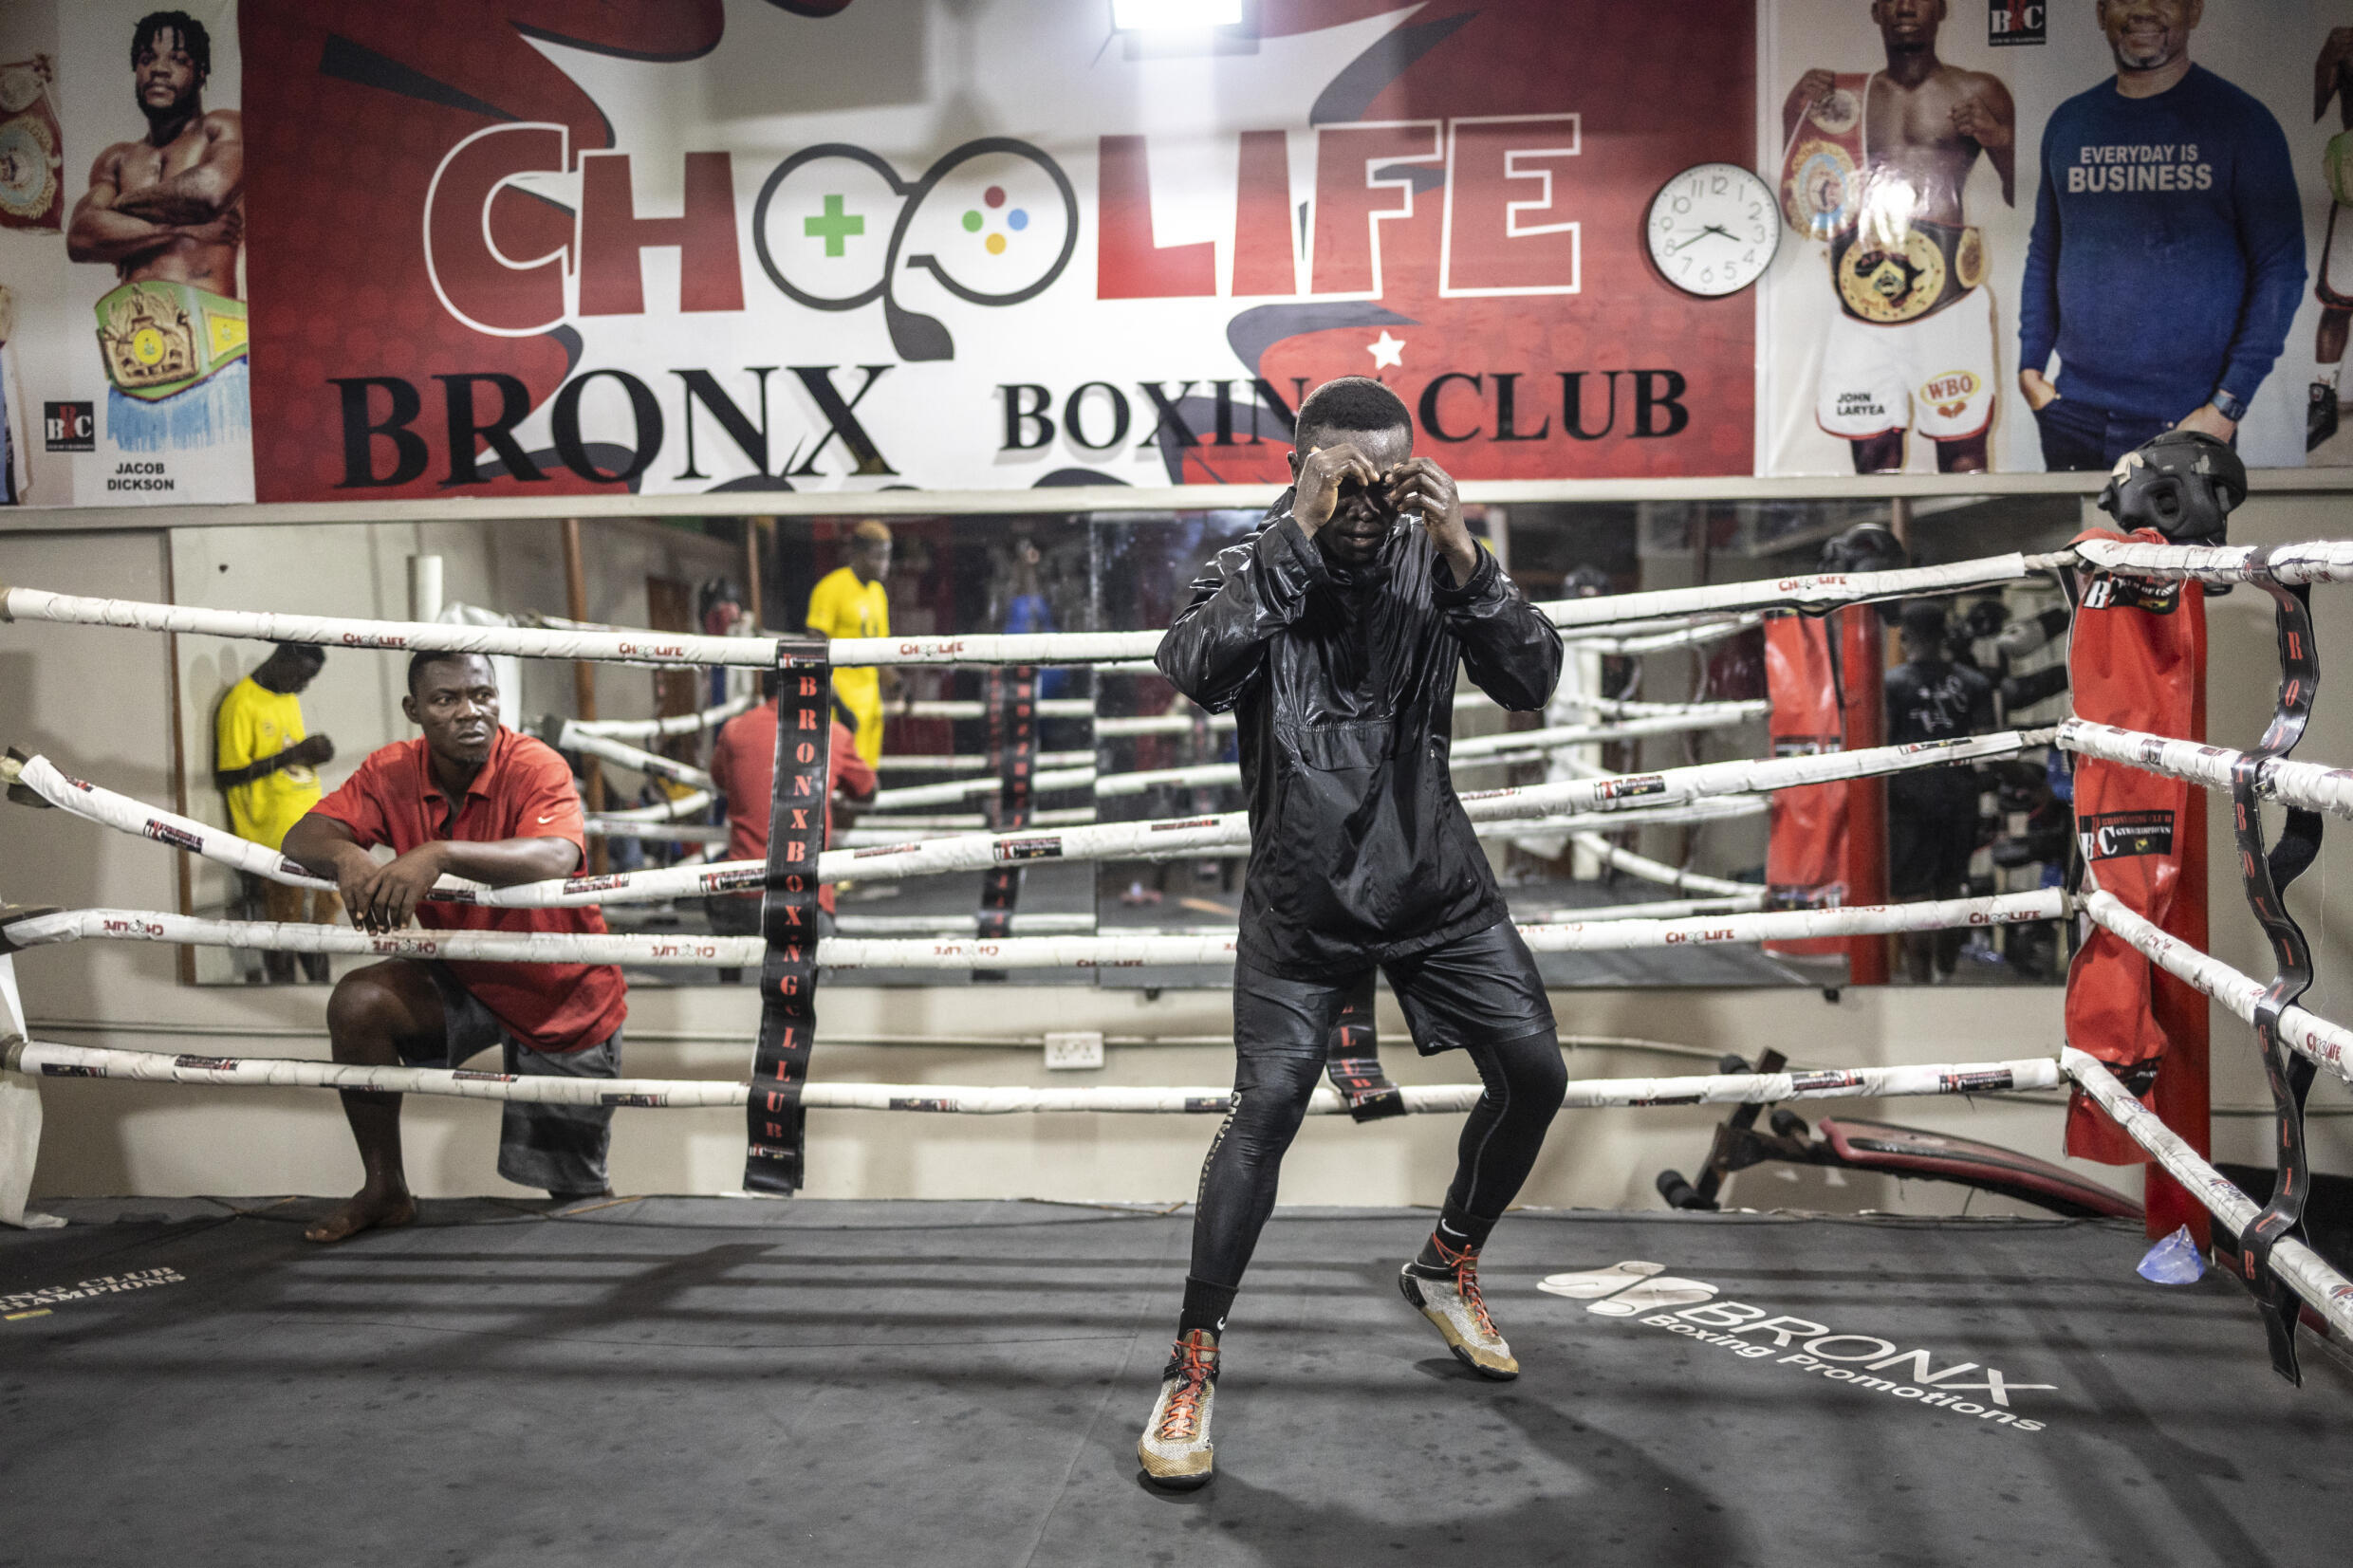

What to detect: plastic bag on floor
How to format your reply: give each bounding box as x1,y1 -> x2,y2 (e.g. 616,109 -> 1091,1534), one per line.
2137,1224 -> 2206,1284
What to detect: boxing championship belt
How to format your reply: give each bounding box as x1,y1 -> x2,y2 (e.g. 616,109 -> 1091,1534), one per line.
2327,129 -> 2353,210
1780,74 -> 1866,241
1829,218 -> 1985,326
0,61 -> 63,232
2064,526 -> 2201,1164
1763,613 -> 1848,956
92,280 -> 248,401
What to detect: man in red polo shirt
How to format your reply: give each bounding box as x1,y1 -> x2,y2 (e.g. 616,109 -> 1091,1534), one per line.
703,673 -> 877,941
283,650 -> 628,1244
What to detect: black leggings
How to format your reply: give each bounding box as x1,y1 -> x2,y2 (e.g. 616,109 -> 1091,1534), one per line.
1189,1027 -> 1566,1290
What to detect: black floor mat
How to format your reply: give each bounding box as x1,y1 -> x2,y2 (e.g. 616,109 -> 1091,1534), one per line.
2,1199 -> 2344,1567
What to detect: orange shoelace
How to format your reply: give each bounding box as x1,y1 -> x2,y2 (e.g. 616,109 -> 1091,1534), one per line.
1430,1235 -> 1498,1338
1158,1334 -> 1216,1440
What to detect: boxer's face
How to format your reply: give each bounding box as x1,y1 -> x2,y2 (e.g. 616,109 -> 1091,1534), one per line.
135,28 -> 200,115
405,654 -> 500,766
2098,0 -> 2200,72
1871,0 -> 1944,46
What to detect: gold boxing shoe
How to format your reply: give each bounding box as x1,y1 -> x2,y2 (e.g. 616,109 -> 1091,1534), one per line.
1137,1329 -> 1219,1488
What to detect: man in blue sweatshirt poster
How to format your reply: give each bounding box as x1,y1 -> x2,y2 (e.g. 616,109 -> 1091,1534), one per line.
2018,0 -> 2307,470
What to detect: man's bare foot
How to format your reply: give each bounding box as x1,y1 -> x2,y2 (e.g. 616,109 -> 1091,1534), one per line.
303,1189 -> 417,1244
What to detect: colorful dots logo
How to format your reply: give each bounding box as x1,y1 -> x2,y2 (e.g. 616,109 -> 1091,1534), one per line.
752,137 -> 1078,360
963,186 -> 1029,256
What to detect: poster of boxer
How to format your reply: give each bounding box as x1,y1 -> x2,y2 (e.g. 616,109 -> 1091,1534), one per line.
0,0 -> 250,507
1761,0 -> 2334,477
6,2 -> 2353,503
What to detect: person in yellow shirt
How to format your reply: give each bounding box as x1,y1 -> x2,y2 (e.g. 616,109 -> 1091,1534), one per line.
214,642 -> 340,980
805,518 -> 896,766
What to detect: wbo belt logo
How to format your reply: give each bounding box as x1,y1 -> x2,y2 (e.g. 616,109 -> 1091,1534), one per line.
1539,1260 -> 2053,1430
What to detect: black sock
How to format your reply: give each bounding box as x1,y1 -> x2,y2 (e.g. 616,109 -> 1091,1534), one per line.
1176,1275 -> 1235,1341
1410,1203 -> 1497,1274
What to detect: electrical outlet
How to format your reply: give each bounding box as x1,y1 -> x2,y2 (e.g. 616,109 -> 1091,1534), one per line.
1044,1031 -> 1104,1070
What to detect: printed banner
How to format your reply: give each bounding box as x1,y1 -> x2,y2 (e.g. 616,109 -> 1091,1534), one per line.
745,638 -> 833,1195
1761,0 -> 2353,476
0,2 -> 250,507
7,2 -> 2353,507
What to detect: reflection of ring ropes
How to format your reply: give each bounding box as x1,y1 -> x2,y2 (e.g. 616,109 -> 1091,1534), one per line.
9,539 -> 2353,1365
750,137 -> 1081,314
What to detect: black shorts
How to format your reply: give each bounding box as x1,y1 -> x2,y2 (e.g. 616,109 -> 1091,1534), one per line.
399,961 -> 621,1197
1234,919 -> 1554,1060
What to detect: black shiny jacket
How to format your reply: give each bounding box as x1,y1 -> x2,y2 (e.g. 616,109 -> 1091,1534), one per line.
1155,494 -> 1564,979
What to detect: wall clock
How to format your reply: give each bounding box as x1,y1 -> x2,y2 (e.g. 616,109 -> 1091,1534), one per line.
1646,162 -> 1778,298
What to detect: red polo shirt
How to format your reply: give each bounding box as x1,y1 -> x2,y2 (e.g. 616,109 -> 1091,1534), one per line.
709,709 -> 875,913
310,728 -> 627,1052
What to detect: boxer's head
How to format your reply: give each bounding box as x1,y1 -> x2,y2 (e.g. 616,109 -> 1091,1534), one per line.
2097,0 -> 2200,75
131,11 -> 210,120
849,518 -> 893,584
1870,0 -> 1946,47
404,652 -> 500,767
254,643 -> 325,696
1290,377 -> 1413,565
1898,600 -> 1952,664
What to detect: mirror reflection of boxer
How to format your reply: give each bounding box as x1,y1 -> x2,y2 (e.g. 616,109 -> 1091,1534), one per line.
2310,28 -> 2353,452
1782,0 -> 2014,474
1884,600 -> 1994,983
2018,0 -> 2304,470
64,11 -> 247,452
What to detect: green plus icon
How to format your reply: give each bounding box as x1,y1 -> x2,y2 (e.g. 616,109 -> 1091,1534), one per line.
805,194 -> 863,257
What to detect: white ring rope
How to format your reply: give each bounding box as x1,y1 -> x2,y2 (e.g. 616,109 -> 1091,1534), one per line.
1522,895 -> 1760,923
843,807 -> 1101,839
2072,538 -> 2353,586
1568,613 -> 1766,656
872,766 -> 1099,811
835,913 -> 1101,936
0,584 -> 1159,669
4,729 -> 2042,908
5,729 -> 2042,909
1568,833 -> 1757,899
2064,1048 -> 2353,1341
879,750 -> 1098,774
2058,718 -> 2353,822
585,788 -> 713,824
0,556 -> 2048,669
1097,711 -> 1232,738
905,697 -> 1098,721
584,821 -> 730,845
1540,555 -> 2046,629
552,722 -> 714,791
2076,878 -> 2353,1088
0,1037 -> 2065,1117
0,891 -> 2065,971
1092,694 -> 1762,740
567,692 -> 756,741
837,796 -> 1764,853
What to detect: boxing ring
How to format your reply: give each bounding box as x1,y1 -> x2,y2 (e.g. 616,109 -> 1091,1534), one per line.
2,541 -> 2348,1563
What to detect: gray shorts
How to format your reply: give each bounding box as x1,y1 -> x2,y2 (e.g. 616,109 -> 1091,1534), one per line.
397,961 -> 621,1197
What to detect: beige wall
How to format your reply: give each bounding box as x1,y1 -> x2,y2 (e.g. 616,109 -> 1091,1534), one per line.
5,498 -> 2347,1217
